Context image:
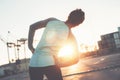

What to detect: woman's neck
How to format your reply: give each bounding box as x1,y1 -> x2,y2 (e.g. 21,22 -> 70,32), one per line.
64,21 -> 73,29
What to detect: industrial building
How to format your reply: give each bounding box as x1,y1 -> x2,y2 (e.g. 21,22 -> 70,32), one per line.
98,27 -> 120,54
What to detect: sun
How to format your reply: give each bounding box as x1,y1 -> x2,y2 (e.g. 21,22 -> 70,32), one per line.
58,44 -> 74,57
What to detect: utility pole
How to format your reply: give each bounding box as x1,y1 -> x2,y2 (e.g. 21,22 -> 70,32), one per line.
0,31 -> 16,64
0,34 -> 13,64
6,42 -> 15,64
17,38 -> 27,70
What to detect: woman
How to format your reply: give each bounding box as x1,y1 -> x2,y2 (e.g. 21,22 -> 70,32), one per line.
28,9 -> 85,80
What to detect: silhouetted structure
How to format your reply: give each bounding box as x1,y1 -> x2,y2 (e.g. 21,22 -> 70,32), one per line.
98,27 -> 120,55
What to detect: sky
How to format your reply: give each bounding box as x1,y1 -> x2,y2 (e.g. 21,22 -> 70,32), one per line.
0,0 -> 120,65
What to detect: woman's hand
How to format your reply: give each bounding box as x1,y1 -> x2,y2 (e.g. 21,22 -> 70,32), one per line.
31,48 -> 35,54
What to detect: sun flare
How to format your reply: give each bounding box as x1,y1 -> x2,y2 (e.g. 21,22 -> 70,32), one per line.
58,44 -> 74,57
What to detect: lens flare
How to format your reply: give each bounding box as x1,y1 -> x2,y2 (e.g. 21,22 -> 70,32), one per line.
58,44 -> 74,57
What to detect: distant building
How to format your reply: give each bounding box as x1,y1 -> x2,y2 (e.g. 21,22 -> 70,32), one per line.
98,27 -> 120,54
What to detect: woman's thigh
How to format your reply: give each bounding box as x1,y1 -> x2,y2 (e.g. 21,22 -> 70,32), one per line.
29,67 -> 44,80
44,65 -> 63,80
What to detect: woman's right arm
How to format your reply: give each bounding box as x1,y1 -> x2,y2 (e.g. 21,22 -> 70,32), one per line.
28,18 -> 57,54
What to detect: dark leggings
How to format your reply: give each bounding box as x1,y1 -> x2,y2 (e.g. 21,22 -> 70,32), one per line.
29,65 -> 63,80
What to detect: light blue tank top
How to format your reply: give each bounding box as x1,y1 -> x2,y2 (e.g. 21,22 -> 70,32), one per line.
29,20 -> 69,67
